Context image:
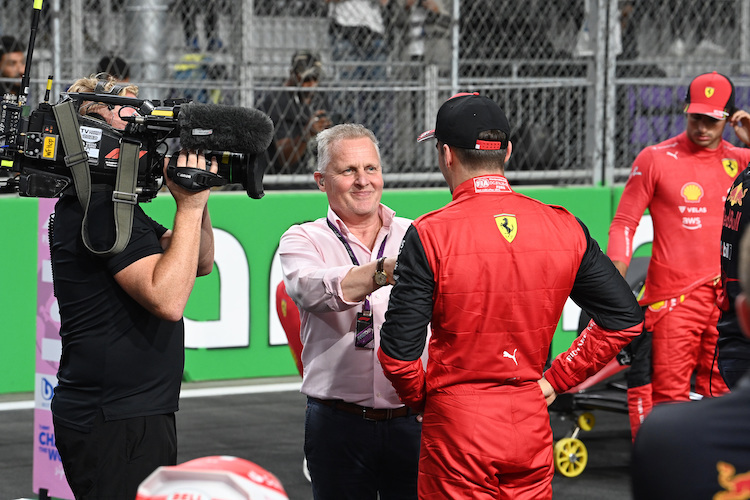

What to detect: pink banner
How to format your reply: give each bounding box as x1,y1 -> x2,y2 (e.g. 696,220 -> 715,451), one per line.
32,197 -> 73,499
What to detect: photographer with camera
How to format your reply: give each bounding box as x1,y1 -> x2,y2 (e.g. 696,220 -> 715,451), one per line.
259,50 -> 333,176
50,75 -> 218,500
0,35 -> 25,96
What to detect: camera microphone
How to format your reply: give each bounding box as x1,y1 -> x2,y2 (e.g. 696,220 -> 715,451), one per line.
177,102 -> 274,155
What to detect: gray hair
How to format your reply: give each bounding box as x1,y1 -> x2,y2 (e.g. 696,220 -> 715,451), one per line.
315,123 -> 380,174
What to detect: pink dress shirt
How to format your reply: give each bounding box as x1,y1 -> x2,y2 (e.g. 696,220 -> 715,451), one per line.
279,204 -> 416,408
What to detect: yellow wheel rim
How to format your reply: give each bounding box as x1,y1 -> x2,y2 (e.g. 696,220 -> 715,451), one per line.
577,412 -> 596,432
553,438 -> 588,477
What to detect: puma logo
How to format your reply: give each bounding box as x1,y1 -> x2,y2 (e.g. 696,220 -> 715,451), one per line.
503,349 -> 518,366
667,151 -> 678,160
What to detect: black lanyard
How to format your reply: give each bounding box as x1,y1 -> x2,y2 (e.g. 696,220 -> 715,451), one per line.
327,218 -> 387,312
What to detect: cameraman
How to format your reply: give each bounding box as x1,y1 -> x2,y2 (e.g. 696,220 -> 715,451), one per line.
50,75 -> 218,500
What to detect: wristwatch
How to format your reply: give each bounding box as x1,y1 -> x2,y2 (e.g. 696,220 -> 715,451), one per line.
374,257 -> 388,286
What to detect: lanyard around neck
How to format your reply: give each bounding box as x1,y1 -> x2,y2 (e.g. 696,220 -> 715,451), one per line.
326,218 -> 387,265
327,218 -> 387,312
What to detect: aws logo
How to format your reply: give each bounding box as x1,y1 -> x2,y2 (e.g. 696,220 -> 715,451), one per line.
723,158 -> 740,178
681,182 -> 704,203
728,183 -> 747,207
494,214 -> 517,243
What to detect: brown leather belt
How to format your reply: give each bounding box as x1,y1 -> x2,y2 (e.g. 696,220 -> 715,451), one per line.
310,397 -> 410,421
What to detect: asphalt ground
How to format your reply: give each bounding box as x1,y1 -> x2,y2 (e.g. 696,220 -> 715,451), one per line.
1,375 -> 633,500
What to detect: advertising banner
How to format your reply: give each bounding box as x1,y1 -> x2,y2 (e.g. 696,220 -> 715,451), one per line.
32,197 -> 73,499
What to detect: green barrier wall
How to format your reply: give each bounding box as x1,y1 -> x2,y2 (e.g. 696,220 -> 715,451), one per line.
0,186 -> 621,394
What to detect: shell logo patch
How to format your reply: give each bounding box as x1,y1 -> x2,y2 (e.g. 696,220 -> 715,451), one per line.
705,86 -> 715,98
495,214 -> 517,243
723,158 -> 739,178
681,182 -> 704,203
280,298 -> 289,318
728,183 -> 747,207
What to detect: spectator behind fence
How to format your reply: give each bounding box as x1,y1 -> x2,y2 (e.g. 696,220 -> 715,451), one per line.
403,0 -> 451,69
378,92 -> 643,499
96,54 -> 131,82
326,0 -> 389,81
279,123 -> 425,499
50,75 -> 218,499
607,72 -> 750,440
172,0 -> 226,51
258,50 -> 333,176
717,165 -> 750,389
631,227 -> 750,500
0,35 -> 25,96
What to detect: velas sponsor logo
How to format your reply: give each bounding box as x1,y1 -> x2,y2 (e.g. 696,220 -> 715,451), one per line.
716,461 -> 750,498
678,206 -> 707,214
728,183 -> 747,206
681,182 -> 704,202
723,158 -> 739,178
724,210 -> 742,231
494,214 -> 517,243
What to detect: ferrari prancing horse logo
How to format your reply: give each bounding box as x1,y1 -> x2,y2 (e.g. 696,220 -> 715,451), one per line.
723,158 -> 739,178
705,87 -> 715,98
495,214 -> 517,243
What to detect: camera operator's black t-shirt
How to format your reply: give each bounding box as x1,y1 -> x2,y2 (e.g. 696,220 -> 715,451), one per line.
50,191 -> 184,432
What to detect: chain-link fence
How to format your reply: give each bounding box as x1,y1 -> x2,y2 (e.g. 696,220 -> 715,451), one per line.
2,0 -> 749,189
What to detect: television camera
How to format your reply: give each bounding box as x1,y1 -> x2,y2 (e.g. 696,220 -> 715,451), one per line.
0,2 -> 273,202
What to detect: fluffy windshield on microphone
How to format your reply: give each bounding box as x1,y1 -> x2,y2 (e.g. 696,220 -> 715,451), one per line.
178,102 -> 274,155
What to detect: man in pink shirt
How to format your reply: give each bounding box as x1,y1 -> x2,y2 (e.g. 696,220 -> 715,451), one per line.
279,123 -> 423,500
608,72 -> 750,439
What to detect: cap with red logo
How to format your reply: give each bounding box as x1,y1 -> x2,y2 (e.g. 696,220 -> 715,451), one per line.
684,71 -> 736,119
417,92 -> 510,150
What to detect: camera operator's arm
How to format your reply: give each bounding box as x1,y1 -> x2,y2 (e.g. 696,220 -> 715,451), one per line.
276,110 -> 332,167
113,150 -> 218,322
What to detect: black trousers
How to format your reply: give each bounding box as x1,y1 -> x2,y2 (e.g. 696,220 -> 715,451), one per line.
53,411 -> 177,500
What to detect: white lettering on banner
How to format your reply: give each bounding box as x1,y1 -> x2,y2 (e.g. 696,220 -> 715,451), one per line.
561,214 -> 653,332
268,249 -> 288,346
184,229 -> 250,348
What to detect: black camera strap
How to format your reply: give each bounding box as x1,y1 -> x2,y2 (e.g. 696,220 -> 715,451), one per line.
53,99 -> 139,257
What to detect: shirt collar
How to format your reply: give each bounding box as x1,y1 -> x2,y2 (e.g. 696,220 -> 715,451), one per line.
327,203 -> 395,236
453,174 -> 514,201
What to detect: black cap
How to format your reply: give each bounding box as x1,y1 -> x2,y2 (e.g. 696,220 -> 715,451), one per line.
417,93 -> 510,150
291,50 -> 323,81
0,36 -> 25,58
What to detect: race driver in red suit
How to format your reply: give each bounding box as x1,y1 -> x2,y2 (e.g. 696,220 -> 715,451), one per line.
607,72 -> 750,439
378,93 -> 644,500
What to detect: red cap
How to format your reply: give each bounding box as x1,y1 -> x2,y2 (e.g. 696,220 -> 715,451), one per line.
685,71 -> 735,119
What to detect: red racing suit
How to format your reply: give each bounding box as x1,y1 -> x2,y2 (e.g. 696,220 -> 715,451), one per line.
608,132 -> 750,405
378,175 -> 643,500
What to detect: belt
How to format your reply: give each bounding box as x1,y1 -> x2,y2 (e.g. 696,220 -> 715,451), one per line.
310,397 -> 410,421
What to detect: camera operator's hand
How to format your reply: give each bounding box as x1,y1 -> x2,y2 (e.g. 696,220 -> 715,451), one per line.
163,149 -> 219,209
307,109 -> 333,137
161,149 -> 218,276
